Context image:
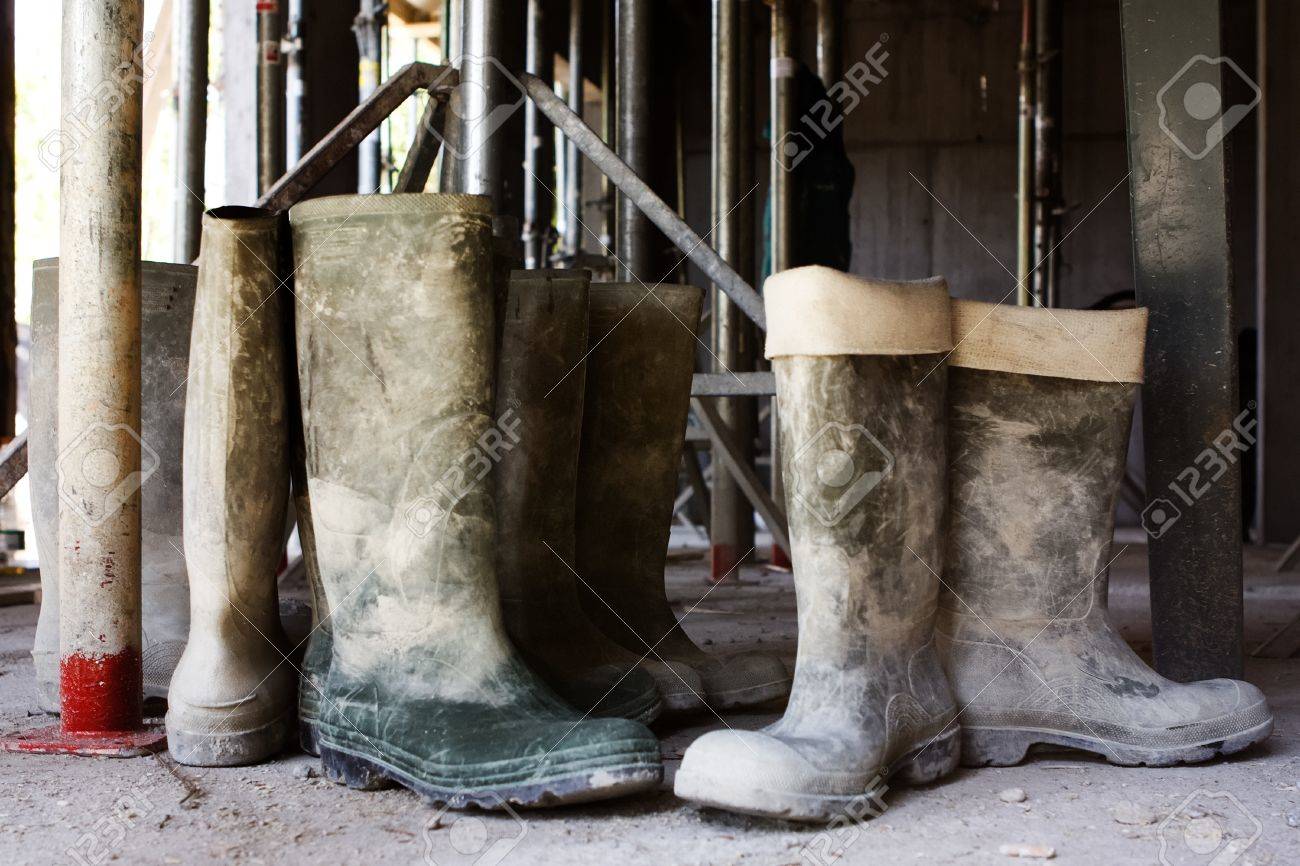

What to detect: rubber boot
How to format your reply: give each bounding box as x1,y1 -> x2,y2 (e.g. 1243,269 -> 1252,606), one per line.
292,193 -> 661,808
939,300 -> 1273,767
494,269 -> 673,724
574,283 -> 789,711
675,267 -> 961,821
29,258 -> 194,712
293,440 -> 329,756
165,207 -> 295,767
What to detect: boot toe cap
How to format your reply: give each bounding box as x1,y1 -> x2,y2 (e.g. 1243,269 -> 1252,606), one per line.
694,652 -> 791,709
641,659 -> 708,714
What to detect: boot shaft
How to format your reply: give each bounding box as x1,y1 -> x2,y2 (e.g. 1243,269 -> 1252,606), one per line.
290,193 -> 513,689
943,301 -> 1148,622
494,269 -> 591,604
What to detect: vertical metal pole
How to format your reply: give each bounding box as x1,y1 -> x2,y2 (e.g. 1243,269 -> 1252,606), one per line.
769,0 -> 797,567
815,0 -> 841,87
0,0 -> 14,439
459,0 -> 525,219
616,0 -> 653,280
523,0 -> 554,268
1032,0 -> 1063,308
355,0 -> 383,192
563,0 -> 584,259
1015,0 -> 1036,306
58,0 -> 147,736
257,0 -> 285,196
599,0 -> 614,252
1120,0 -> 1243,681
174,0 -> 209,264
284,0 -> 306,168
710,0 -> 755,580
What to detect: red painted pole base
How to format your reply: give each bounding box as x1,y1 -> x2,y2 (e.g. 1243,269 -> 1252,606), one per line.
769,544 -> 792,570
710,544 -> 743,582
0,722 -> 166,758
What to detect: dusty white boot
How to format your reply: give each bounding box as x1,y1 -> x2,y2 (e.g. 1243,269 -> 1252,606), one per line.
29,258 -> 194,712
675,268 -> 961,821
165,208 -> 295,766
939,300 -> 1273,767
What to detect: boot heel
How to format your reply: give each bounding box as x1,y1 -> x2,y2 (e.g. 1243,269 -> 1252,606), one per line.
893,725 -> 961,784
299,722 -> 320,757
961,727 -> 1033,767
319,744 -> 398,791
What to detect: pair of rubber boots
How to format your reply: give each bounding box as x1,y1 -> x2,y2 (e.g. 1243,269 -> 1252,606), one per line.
675,267 -> 1273,821
287,193 -> 785,806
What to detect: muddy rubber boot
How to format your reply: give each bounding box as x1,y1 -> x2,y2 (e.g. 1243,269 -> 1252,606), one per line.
291,193 -> 661,808
293,452 -> 329,756
574,283 -> 789,712
29,258 -> 195,712
165,208 -> 296,767
494,269 -> 665,723
675,268 -> 961,821
939,300 -> 1273,767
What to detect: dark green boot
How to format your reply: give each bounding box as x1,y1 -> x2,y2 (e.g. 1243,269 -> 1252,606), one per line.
494,269 -> 669,724
939,300 -> 1272,767
676,268 -> 960,820
575,284 -> 790,711
291,193 -> 662,808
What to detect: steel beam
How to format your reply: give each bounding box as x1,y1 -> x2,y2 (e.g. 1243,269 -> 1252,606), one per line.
616,0 -> 654,280
522,0 -> 554,268
257,0 -> 285,196
394,95 -> 447,193
1120,0 -> 1243,681
173,0 -> 209,263
522,73 -> 767,329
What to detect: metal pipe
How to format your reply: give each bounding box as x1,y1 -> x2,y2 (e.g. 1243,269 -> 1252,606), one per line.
257,0 -> 285,196
173,0 -> 209,263
1015,0 -> 1035,305
709,0 -> 754,580
1032,0 -> 1063,307
599,0 -> 614,251
523,73 -> 767,329
815,0 -> 842,87
523,0 -> 553,268
284,0 -> 306,167
1,0 -> 14,439
769,0 -> 797,567
563,0 -> 583,259
458,0 -> 514,208
355,0 -> 384,192
616,0 -> 653,280
57,0 -> 152,742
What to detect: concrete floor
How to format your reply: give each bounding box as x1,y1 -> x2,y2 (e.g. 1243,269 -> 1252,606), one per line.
1,537 -> 1297,865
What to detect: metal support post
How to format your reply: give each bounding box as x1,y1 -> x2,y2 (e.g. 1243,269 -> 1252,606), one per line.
1015,0 -> 1036,305
815,0 -> 841,87
173,0 -> 209,263
458,0 -> 525,221
284,0 -> 306,167
257,0 -> 285,196
1031,0 -> 1063,307
354,0 -> 384,192
523,0 -> 554,268
616,0 -> 653,280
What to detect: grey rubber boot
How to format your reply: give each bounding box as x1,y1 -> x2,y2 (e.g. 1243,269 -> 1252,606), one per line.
939,300 -> 1273,767
574,283 -> 789,712
494,269 -> 663,724
675,268 -> 961,821
292,193 -> 661,808
166,207 -> 295,767
29,258 -> 194,712
293,445 -> 328,756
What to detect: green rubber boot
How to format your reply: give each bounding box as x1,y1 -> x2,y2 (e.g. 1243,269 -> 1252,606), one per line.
939,300 -> 1273,767
574,284 -> 790,712
291,194 -> 662,808
676,268 -> 960,821
165,207 -> 295,767
494,269 -> 668,724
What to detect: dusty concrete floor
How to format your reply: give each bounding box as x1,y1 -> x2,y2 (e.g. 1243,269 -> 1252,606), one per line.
1,537 -> 1298,865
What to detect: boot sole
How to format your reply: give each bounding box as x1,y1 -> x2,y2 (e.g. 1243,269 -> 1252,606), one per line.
167,708 -> 295,767
961,715 -> 1274,768
706,677 -> 792,711
673,724 -> 960,823
317,740 -> 663,809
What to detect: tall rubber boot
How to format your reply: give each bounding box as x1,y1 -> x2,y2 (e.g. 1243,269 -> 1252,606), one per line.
939,300 -> 1273,767
675,268 -> 960,821
495,268 -> 684,723
293,424 -> 329,756
165,207 -> 295,766
29,258 -> 194,712
292,193 -> 661,808
574,283 -> 790,711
